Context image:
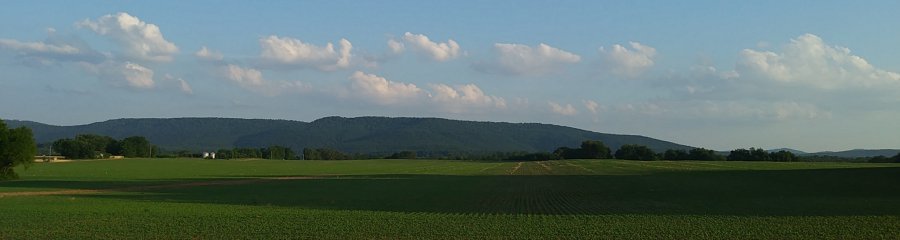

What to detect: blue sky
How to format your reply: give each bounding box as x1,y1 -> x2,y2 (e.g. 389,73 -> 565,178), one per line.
2,1 -> 899,152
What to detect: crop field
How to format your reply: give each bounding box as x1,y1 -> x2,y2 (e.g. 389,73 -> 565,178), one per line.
1,159 -> 899,239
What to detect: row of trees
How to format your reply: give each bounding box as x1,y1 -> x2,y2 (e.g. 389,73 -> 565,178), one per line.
491,140 -> 803,162
869,153 -> 900,163
302,148 -> 352,160
727,148 -> 798,162
662,148 -> 724,161
553,140 -> 613,159
51,135 -> 154,159
0,120 -> 37,180
215,146 -> 297,160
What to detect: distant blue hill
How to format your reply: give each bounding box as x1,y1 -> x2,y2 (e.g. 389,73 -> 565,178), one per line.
805,149 -> 900,158
4,116 -> 693,154
766,148 -> 900,158
767,148 -> 808,155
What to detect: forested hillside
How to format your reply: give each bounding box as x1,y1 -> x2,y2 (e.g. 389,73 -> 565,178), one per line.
6,117 -> 692,154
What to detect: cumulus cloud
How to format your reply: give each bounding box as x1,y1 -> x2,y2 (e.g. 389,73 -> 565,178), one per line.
259,35 -> 352,71
635,34 -> 900,126
430,83 -> 506,111
737,33 -> 900,89
399,32 -> 460,61
549,102 -> 578,116
346,71 -> 507,112
476,43 -> 581,75
387,38 -> 405,54
163,74 -> 193,94
79,61 -> 156,90
349,71 -> 425,105
225,64 -> 264,87
194,46 -> 223,61
77,12 -> 178,62
599,42 -> 657,78
121,62 -> 155,89
583,100 -> 602,114
222,64 -> 308,96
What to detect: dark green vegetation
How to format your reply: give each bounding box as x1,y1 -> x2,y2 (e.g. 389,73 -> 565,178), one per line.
615,144 -> 657,160
0,120 -> 36,179
52,134 -> 153,159
728,148 -> 800,162
7,117 -> 690,154
1,159 -> 898,239
869,153 -> 900,163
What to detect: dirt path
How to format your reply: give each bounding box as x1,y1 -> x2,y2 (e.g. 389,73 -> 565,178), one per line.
537,161 -> 553,173
509,162 -> 524,175
477,163 -> 503,173
0,176 -> 324,198
564,161 -> 596,174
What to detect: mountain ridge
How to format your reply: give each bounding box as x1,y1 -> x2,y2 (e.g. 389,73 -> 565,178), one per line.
4,116 -> 691,154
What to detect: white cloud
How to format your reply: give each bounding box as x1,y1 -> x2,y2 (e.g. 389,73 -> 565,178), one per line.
583,100 -> 602,114
346,72 -> 507,112
387,38 -> 405,54
225,64 -> 264,87
612,100 -> 828,122
737,33 -> 900,89
121,62 -> 155,89
599,42 -> 657,78
349,71 -> 425,105
163,74 -> 193,95
259,35 -> 352,71
430,83 -> 506,111
0,37 -> 105,65
80,61 -> 156,90
194,46 -> 223,61
549,102 -> 578,116
77,12 -> 178,62
477,43 -> 581,75
401,32 -> 460,61
0,39 -> 80,55
222,64 -> 308,96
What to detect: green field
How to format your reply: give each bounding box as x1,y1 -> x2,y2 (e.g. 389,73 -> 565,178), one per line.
1,159 -> 899,239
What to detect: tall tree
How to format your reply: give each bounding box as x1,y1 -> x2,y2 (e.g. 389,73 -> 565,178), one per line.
52,138 -> 94,159
120,136 -> 151,158
663,149 -> 689,160
728,148 -> 770,161
75,134 -> 116,156
769,150 -> 798,162
0,120 -> 38,180
615,144 -> 657,161
580,140 -> 612,159
688,148 -> 724,161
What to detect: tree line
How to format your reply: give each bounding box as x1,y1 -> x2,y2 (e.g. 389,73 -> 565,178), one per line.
444,141 -> 801,162
37,131 -> 900,163
868,153 -> 900,163
268,141 -> 803,162
214,146 -> 298,160
301,148 -> 418,160
52,134 -> 155,159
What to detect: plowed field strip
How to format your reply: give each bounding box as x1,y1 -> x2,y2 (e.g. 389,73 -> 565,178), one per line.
0,176 -> 337,198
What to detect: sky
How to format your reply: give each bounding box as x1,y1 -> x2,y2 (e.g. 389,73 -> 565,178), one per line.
1,1 -> 899,152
